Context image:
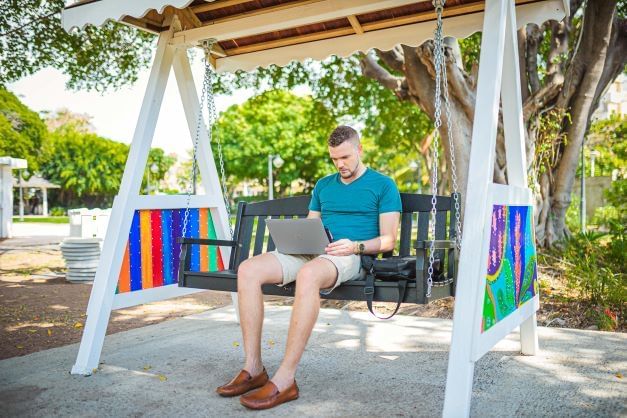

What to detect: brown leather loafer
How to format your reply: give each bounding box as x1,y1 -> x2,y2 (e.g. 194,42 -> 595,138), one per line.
239,380 -> 299,410
216,368 -> 269,397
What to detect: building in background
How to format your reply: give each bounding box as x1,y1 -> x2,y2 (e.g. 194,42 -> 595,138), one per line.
0,157 -> 27,238
593,73 -> 626,120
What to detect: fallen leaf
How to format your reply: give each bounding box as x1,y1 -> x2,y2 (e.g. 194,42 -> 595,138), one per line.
74,322 -> 83,329
92,368 -> 98,374
616,372 -> 623,379
27,329 -> 37,333
158,374 -> 167,382
232,341 -> 240,347
143,365 -> 152,371
16,345 -> 23,349
47,329 -> 52,337
268,339 -> 275,346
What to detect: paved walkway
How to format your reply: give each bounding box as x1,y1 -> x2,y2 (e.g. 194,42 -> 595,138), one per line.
0,306 -> 625,417
8,222 -> 69,238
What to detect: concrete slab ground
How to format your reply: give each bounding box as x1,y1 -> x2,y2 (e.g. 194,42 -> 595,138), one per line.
0,305 -> 625,417
9,222 -> 69,238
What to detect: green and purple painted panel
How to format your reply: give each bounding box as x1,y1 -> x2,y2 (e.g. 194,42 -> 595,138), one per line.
482,205 -> 538,332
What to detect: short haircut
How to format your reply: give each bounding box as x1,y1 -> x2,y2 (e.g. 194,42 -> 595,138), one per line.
327,125 -> 360,147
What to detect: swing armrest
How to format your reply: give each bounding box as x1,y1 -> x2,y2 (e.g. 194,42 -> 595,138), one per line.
177,238 -> 239,247
177,238 -> 238,286
414,240 -> 456,250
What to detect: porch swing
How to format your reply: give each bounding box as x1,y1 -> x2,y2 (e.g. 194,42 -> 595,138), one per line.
177,1 -> 462,317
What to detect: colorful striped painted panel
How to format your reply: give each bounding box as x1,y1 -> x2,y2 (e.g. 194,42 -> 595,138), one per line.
116,208 -> 225,294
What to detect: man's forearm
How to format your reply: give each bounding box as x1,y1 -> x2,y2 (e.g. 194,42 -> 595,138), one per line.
358,235 -> 396,255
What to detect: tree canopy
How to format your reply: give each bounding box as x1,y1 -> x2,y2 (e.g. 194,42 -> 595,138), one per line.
0,87 -> 47,171
216,90 -> 336,196
0,0 -> 154,91
40,123 -> 176,208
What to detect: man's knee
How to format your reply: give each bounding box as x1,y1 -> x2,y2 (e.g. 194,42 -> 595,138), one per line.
238,258 -> 260,288
237,254 -> 283,288
295,264 -> 333,293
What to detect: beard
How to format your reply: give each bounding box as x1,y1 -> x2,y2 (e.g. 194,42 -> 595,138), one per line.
338,161 -> 360,179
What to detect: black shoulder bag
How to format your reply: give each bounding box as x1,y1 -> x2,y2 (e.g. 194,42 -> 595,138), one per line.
360,255 -> 416,319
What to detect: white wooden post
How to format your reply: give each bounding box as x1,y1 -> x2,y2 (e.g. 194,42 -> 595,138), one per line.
42,187 -> 48,216
442,0 -> 508,416
500,0 -> 539,356
171,48 -> 240,320
71,29 -> 176,375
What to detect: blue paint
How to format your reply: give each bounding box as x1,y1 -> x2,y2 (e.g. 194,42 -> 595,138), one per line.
129,210 -> 143,291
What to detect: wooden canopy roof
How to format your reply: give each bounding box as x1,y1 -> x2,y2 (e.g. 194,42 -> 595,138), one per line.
63,0 -> 567,72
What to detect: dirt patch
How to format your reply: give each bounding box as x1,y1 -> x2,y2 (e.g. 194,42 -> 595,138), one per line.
0,243 -> 235,360
0,237 -> 620,361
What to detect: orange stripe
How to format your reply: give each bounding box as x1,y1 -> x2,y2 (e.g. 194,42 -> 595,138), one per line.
140,210 -> 153,289
118,241 -> 131,293
199,208 -> 209,271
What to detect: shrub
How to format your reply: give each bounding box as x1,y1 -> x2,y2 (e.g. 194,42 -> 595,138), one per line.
49,206 -> 66,216
562,179 -> 626,324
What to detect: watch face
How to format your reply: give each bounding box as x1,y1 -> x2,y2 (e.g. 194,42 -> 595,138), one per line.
359,243 -> 365,253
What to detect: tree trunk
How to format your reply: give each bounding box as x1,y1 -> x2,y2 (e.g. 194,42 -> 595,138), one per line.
360,0 -> 625,248
538,0 -> 620,246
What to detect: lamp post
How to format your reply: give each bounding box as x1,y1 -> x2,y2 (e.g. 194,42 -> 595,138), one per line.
409,160 -> 421,193
268,154 -> 284,200
150,163 -> 159,194
580,139 -> 586,233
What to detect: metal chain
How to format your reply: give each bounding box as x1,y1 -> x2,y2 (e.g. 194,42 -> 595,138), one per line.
426,0 -> 446,298
182,40 -> 233,247
205,48 -> 234,239
440,26 -> 463,251
425,0 -> 462,297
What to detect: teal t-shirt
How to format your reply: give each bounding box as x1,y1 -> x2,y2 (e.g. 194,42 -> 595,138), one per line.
309,168 -> 402,241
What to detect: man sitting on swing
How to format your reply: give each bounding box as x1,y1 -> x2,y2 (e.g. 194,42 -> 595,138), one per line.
217,125 -> 402,410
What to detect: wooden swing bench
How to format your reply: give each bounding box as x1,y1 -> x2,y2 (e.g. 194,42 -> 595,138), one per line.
178,192 -> 459,307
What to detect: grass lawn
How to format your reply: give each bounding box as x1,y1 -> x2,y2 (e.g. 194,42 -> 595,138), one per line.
12,216 -> 69,224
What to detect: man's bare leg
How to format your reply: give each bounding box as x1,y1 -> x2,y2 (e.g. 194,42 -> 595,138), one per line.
237,253 -> 283,376
271,258 -> 337,390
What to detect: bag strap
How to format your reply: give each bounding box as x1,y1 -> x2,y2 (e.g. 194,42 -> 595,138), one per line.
364,271 -> 408,320
361,255 -> 407,319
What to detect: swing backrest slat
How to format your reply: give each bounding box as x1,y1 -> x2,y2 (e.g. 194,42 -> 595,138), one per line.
253,216 -> 267,255
399,212 -> 413,257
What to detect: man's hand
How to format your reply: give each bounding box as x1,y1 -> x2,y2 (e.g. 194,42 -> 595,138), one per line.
325,239 -> 355,257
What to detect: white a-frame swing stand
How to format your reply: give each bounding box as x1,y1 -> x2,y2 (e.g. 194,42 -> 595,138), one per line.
443,0 -> 542,416
68,2 -> 557,416
71,26 -> 234,376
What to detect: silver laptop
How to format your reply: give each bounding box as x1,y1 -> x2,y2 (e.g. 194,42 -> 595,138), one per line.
266,218 -> 331,255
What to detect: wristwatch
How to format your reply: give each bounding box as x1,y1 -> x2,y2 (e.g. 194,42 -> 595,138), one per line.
355,241 -> 365,255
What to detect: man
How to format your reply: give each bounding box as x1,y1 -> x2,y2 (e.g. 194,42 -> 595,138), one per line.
217,125 -> 402,410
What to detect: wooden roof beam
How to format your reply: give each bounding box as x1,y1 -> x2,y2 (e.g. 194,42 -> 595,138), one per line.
211,43 -> 228,57
227,27 -> 355,55
191,0 -> 254,14
347,15 -> 364,35
170,0 -> 418,46
203,0 -> 324,26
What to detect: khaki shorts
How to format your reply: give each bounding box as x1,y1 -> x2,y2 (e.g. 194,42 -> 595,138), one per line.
269,250 -> 365,294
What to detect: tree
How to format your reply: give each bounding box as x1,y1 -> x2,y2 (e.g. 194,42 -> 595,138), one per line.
41,125 -> 130,207
0,87 -> 47,171
41,124 -> 175,207
0,0 -> 154,91
216,90 -> 336,197
215,0 -> 626,247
